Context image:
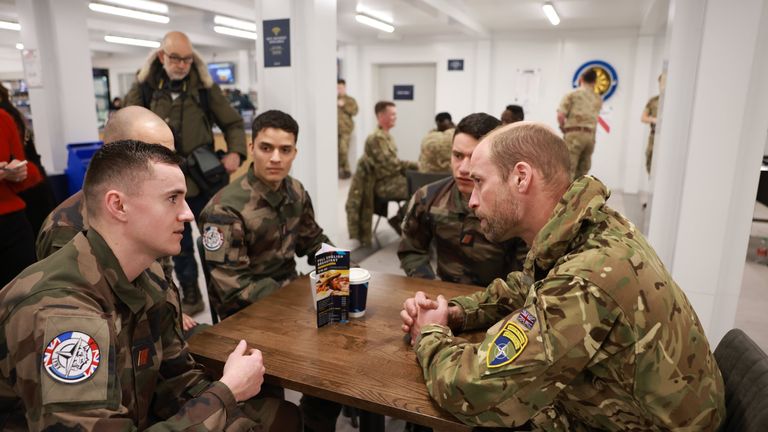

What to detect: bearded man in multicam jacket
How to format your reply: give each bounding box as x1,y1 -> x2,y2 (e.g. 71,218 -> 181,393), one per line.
0,141 -> 299,431
400,122 -> 725,431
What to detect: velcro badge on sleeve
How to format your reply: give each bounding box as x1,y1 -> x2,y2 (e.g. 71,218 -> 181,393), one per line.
202,225 -> 224,251
516,309 -> 537,330
41,315 -> 110,405
486,321 -> 528,368
202,223 -> 230,263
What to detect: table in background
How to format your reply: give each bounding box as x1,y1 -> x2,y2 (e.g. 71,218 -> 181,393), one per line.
189,272 -> 480,432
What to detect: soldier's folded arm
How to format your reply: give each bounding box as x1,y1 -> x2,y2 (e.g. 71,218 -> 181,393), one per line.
366,135 -> 402,177
397,192 -> 436,279
449,272 -> 532,331
414,276 -> 619,428
344,98 -> 358,116
4,291 -> 246,431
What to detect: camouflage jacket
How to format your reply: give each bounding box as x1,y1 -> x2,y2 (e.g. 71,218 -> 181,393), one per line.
200,168 -> 331,319
558,87 -> 602,130
0,230 -> 256,431
398,177 -> 527,286
362,127 -> 416,182
337,95 -> 358,135
644,95 -> 660,135
36,190 -> 175,282
414,176 -> 725,431
417,128 -> 454,173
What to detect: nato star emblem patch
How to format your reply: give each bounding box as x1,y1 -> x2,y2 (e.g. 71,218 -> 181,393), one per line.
43,331 -> 101,383
486,322 -> 528,368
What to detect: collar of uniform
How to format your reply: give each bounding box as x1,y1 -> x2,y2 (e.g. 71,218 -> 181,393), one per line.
246,166 -> 294,209
86,229 -> 150,314
448,180 -> 470,216
376,126 -> 391,139
524,176 -> 610,276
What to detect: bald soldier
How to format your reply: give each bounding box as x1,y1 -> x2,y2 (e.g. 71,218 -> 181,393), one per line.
36,106 -> 198,332
400,122 -> 725,430
125,31 -> 247,316
0,141 -> 299,430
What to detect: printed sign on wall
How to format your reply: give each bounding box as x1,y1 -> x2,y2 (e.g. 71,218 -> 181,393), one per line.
393,85 -> 414,100
263,19 -> 291,67
448,59 -> 464,71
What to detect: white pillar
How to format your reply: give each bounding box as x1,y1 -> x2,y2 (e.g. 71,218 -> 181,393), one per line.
16,0 -> 99,174
254,0 -> 339,240
648,0 -> 768,344
621,36 -> 654,195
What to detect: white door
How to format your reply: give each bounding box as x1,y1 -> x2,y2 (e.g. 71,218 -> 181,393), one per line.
375,63 -> 436,162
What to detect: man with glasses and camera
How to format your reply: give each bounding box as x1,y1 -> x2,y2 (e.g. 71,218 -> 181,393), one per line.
125,31 -> 247,316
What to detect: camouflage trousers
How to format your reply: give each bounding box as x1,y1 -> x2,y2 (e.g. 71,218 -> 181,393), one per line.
338,132 -> 352,174
645,133 -> 655,175
564,131 -> 596,180
241,384 -> 302,432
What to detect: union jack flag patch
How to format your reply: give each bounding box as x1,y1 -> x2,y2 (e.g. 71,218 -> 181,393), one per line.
516,310 -> 537,330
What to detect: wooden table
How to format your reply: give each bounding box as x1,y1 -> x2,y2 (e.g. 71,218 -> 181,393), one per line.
188,272 -> 479,432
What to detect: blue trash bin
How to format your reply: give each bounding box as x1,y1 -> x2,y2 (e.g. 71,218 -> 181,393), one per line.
65,142 -> 103,196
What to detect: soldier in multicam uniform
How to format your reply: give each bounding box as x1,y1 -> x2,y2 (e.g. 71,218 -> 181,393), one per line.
400,113 -> 527,286
557,68 -> 603,179
641,73 -> 665,175
417,112 -> 454,173
199,110 -> 343,432
36,106 -> 200,333
400,122 -> 725,431
337,78 -> 358,179
0,141 -> 299,431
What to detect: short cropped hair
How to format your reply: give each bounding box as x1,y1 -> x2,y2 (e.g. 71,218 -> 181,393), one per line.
488,123 -> 571,190
454,113 -> 501,141
374,101 -> 395,115
582,69 -> 597,84
338,78 -> 346,85
435,112 -> 452,123
251,110 -> 300,142
83,140 -> 183,218
505,105 -> 525,121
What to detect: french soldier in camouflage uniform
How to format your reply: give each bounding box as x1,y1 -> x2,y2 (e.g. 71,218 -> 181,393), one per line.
417,112 -> 455,173
642,73 -> 665,175
1,141 -> 299,431
401,122 -> 725,431
400,113 -> 527,286
557,68 -> 603,179
337,79 -> 358,179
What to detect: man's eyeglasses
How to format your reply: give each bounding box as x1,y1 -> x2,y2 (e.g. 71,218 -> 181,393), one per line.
164,51 -> 194,65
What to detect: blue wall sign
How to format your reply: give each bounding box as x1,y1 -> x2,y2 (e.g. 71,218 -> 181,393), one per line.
448,59 -> 464,71
572,60 -> 618,101
393,85 -> 414,100
263,19 -> 291,68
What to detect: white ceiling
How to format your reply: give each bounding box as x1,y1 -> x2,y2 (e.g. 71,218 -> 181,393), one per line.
0,0 -> 668,59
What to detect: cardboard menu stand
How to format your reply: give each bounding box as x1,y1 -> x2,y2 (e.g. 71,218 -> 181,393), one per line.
314,244 -> 350,327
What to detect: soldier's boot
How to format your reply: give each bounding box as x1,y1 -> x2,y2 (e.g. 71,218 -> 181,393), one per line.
181,281 -> 205,316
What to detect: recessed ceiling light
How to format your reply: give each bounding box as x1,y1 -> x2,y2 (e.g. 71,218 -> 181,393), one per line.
89,3 -> 169,24
542,2 -> 561,26
15,43 -> 24,50
355,14 -> 394,33
0,20 -> 21,31
214,15 -> 257,32
101,0 -> 168,14
213,26 -> 258,40
104,35 -> 161,48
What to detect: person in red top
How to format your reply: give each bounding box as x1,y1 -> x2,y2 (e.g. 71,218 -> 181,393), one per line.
1,109 -> 42,286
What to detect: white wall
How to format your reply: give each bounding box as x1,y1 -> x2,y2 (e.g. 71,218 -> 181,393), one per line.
341,30 -> 666,192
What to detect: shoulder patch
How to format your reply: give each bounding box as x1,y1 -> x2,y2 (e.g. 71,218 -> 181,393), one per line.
202,225 -> 224,251
516,309 -> 537,330
43,331 -> 101,383
487,321 -> 528,368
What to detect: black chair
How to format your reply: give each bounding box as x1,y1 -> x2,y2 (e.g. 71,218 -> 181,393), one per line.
714,328 -> 768,431
406,169 -> 451,197
196,236 -> 219,324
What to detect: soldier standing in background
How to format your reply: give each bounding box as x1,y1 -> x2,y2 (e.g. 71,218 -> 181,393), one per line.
0,142 -> 299,431
418,112 -> 455,173
400,122 -> 725,431
337,79 -> 358,179
557,68 -> 602,179
400,113 -> 527,286
500,104 -> 524,125
641,73 -> 666,175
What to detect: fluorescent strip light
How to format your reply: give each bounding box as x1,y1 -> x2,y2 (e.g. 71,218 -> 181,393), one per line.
213,26 -> 258,40
355,14 -> 394,33
104,35 -> 161,48
15,43 -> 24,50
354,5 -> 393,24
214,15 -> 257,32
101,0 -> 168,14
542,3 -> 560,26
89,3 -> 169,24
0,20 -> 21,31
